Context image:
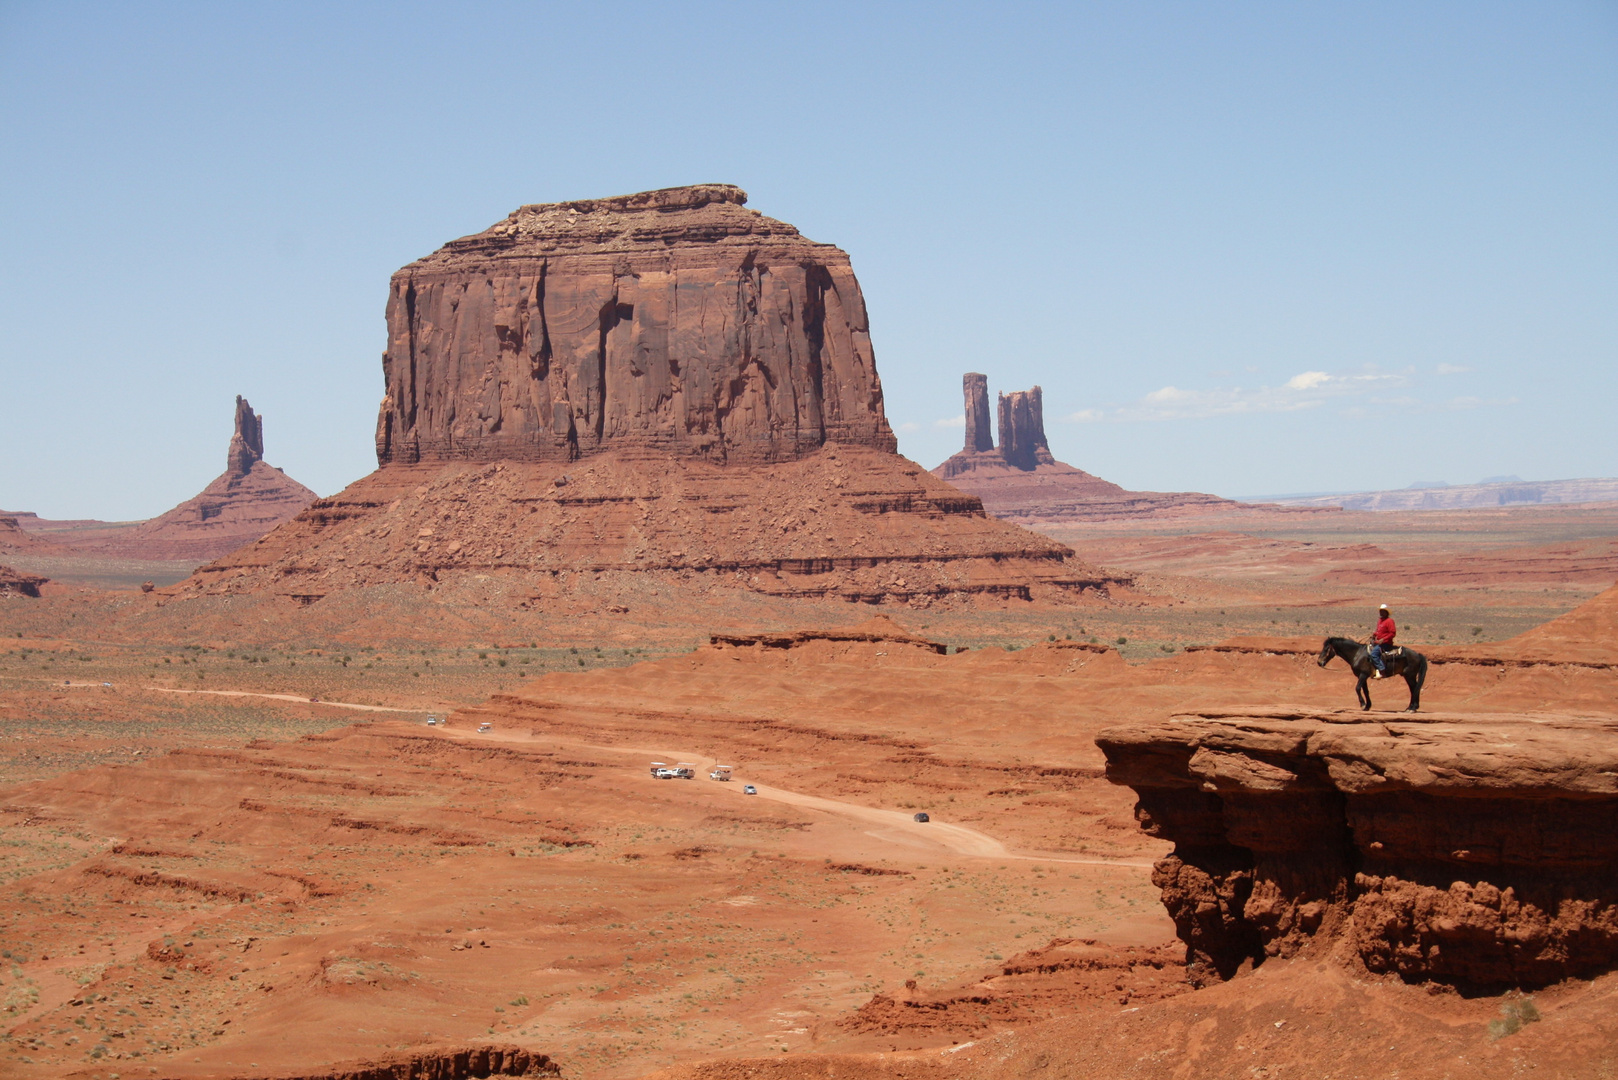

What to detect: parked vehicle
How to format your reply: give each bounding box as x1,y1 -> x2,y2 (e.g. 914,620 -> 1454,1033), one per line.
477,722 -> 493,733
651,762 -> 680,779
913,812 -> 930,823
674,763 -> 697,779
710,765 -> 733,781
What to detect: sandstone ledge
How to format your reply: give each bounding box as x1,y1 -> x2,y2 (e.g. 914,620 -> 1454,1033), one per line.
1097,709 -> 1618,990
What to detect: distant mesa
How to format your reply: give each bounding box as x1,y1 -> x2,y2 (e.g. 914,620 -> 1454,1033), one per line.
162,186 -> 1121,629
932,373 -> 1260,523
1265,476 -> 1618,513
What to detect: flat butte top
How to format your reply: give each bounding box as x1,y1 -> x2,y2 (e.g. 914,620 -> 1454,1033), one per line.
404,184 -> 835,270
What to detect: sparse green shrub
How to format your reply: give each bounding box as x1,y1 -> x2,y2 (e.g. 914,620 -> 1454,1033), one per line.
1488,995 -> 1540,1040
1116,637 -> 1128,646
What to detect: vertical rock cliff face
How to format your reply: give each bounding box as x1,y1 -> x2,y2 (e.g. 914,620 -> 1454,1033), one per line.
374,184 -> 897,467
995,387 -> 1056,471
1098,710 -> 1618,990
227,394 -> 264,477
963,372 -> 993,453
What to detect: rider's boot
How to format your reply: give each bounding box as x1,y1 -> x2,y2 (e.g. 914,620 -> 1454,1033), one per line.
1373,670 -> 1384,679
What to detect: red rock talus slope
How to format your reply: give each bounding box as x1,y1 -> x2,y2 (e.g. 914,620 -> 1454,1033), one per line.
932,375 -> 1255,522
1098,708 -> 1618,989
376,184 -> 895,466
177,444 -> 1114,617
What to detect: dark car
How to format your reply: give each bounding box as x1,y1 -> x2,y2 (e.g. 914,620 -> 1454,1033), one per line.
913,812 -> 930,823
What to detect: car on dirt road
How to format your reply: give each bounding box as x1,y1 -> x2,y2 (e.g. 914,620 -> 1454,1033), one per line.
743,784 -> 758,795
913,812 -> 930,822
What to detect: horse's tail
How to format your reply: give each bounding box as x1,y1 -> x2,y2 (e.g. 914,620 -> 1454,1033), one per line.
1413,653 -> 1429,689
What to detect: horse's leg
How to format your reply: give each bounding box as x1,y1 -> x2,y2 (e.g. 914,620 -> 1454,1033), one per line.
1406,670 -> 1421,712
1357,674 -> 1371,710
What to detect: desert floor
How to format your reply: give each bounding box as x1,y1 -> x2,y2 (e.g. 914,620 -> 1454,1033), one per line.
2,503 -> 1616,1079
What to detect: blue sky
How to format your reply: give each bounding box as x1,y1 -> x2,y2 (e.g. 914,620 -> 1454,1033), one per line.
2,1 -> 1614,518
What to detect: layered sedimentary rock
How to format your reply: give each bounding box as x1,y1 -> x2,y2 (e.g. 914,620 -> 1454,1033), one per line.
161,189 -> 1119,624
1099,709 -> 1618,989
934,376 -> 1245,522
1269,476 -> 1618,512
0,564 -> 48,597
187,445 -> 1115,610
375,184 -> 895,467
66,397 -> 317,562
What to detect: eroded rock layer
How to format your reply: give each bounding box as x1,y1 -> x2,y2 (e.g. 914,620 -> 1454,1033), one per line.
1098,709 -> 1618,989
375,184 -> 896,466
0,563 -> 48,597
182,445 -> 1117,611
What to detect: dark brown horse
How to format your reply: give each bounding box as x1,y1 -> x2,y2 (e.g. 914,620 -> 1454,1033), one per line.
1317,637 -> 1427,711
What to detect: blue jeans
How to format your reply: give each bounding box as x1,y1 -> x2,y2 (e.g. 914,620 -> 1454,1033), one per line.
1369,643 -> 1388,673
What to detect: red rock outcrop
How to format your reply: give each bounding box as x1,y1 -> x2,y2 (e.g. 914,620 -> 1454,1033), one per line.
65,396 -> 317,562
995,386 -> 1055,471
375,184 -> 895,467
0,563 -> 48,597
1098,708 -> 1618,989
934,376 -> 1305,523
963,373 -> 993,454
0,515 -> 65,555
182,444 -> 1117,614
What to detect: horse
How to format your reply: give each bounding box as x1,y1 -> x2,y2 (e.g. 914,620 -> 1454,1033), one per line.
1317,637 -> 1427,712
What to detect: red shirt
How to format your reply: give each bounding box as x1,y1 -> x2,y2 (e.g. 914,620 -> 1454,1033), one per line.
1373,616 -> 1396,644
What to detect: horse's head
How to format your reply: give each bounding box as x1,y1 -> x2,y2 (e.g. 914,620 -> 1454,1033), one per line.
1317,638 -> 1337,668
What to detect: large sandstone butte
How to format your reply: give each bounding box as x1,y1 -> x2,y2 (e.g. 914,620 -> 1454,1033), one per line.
1099,706 -> 1618,990
934,374 -> 1270,522
165,188 -> 1116,626
60,396 -> 317,562
376,183 -> 895,466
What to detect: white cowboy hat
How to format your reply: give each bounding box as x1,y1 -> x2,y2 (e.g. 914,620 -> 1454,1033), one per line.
1378,603 -> 1389,610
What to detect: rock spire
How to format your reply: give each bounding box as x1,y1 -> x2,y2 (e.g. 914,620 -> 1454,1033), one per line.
995,386 -> 1054,471
228,395 -> 264,477
962,373 -> 993,453
934,373 -> 1256,521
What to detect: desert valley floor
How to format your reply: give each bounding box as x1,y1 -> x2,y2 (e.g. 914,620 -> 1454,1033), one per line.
3,503 -> 1617,1080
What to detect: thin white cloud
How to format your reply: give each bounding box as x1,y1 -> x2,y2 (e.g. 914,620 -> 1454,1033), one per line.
933,414 -> 965,429
1442,395 -> 1517,411
896,421 -> 921,433
1062,370 -> 1408,423
1436,363 -> 1471,375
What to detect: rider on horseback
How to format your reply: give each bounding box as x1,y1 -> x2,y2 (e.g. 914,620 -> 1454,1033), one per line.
1369,604 -> 1396,678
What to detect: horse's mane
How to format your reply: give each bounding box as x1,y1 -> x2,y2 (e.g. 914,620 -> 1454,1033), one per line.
1323,636 -> 1361,647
